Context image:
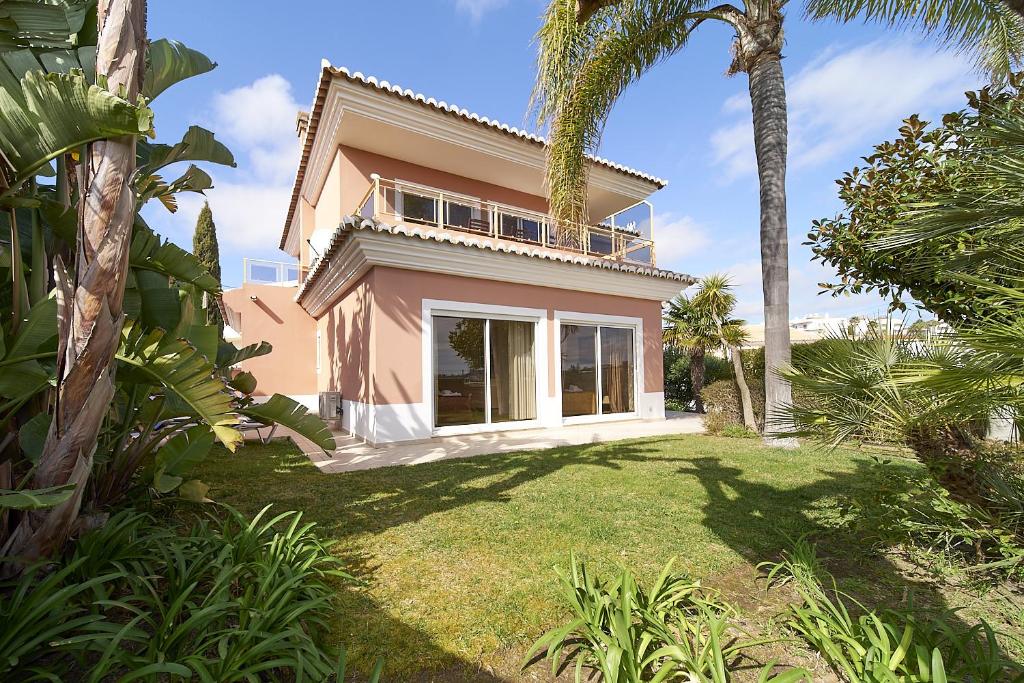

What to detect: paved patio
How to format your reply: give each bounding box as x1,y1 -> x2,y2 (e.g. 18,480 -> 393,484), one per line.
272,412 -> 703,473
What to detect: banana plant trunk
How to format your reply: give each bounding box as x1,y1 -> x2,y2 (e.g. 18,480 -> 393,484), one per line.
729,345 -> 757,431
1,0 -> 147,569
690,346 -> 705,413
746,48 -> 795,446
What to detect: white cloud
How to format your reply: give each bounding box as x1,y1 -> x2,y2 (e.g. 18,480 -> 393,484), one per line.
142,74 -> 303,284
210,74 -> 301,184
710,40 -> 977,180
652,213 -> 711,270
454,0 -> 508,22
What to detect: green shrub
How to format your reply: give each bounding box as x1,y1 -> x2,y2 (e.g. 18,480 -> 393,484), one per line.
721,424 -> 760,439
701,407 -> 731,435
701,378 -> 766,431
762,538 -> 1023,682
845,456 -> 1024,579
524,555 -> 809,682
664,347 -> 732,409
0,505 -> 354,681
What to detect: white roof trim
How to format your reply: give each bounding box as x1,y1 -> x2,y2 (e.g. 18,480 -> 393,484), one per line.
328,65 -> 667,187
295,215 -> 694,308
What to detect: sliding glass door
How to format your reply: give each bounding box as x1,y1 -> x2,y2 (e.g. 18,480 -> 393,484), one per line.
433,316 -> 537,428
560,324 -> 635,417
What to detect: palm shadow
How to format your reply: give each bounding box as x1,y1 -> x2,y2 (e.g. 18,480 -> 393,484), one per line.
676,453 -> 987,661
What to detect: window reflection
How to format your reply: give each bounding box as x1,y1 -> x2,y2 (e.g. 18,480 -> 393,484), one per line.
560,325 -> 597,417
434,317 -> 486,427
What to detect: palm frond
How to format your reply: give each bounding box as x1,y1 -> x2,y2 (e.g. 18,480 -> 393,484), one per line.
532,0 -> 719,226
805,0 -> 1024,78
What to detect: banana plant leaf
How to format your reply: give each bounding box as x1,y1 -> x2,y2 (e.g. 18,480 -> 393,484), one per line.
154,426 -> 215,493
116,320 -> 242,450
0,0 -> 95,52
0,68 -> 153,192
0,483 -> 75,510
143,38 -> 215,101
5,295 -> 57,359
137,164 -> 213,212
137,125 -> 235,174
240,394 -> 336,452
217,340 -> 272,369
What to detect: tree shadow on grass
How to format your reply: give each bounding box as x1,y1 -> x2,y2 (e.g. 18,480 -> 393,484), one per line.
676,453 -> 989,661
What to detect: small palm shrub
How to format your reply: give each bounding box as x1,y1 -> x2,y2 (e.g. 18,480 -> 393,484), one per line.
844,457 -> 1024,579
524,555 -> 810,682
0,505 -> 358,681
762,539 -> 1024,682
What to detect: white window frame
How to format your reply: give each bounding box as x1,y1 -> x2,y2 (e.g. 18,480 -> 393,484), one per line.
422,299 -> 547,437
554,311 -> 643,425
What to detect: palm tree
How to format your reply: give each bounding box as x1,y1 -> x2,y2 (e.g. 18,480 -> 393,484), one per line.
664,274 -> 755,429
532,0 -> 1023,445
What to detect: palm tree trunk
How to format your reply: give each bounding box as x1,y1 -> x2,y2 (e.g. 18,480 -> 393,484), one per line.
690,347 -> 705,413
1,0 -> 146,569
746,50 -> 795,447
729,345 -> 756,431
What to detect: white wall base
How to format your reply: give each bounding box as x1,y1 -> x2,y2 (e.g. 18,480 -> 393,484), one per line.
338,392 -> 667,445
638,391 -> 665,420
341,398 -> 432,444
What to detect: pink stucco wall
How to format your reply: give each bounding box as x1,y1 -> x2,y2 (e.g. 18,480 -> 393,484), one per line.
221,283 -> 317,396
317,270 -> 375,403
361,266 -> 663,406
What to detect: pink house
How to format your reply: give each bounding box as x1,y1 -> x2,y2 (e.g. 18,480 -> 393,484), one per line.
223,63 -> 693,445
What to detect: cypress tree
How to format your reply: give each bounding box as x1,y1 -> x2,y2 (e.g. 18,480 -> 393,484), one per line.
192,201 -> 223,329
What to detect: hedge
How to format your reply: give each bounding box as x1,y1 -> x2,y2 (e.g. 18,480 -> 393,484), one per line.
701,377 -> 765,431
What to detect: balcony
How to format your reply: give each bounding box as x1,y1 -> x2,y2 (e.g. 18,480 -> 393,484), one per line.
356,176 -> 656,267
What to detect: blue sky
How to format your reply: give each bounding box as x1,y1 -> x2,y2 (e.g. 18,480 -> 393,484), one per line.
143,0 -> 985,322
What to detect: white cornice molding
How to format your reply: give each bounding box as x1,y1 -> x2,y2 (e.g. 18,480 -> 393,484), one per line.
299,230 -> 688,317
299,79 -> 659,208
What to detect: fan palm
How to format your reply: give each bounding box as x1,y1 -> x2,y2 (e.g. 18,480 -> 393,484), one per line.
532,0 -> 1024,445
664,274 -> 755,428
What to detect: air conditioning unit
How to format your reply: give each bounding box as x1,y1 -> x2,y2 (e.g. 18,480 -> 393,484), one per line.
319,392 -> 343,420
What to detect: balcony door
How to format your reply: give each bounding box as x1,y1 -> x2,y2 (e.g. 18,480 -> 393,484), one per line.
433,315 -> 537,428
560,324 -> 635,418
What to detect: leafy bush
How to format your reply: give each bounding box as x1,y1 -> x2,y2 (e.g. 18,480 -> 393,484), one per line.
664,346 -> 732,410
762,539 -> 1024,682
702,378 -> 766,431
844,456 -> 1024,579
0,505 -> 354,681
524,555 -> 809,682
721,424 -> 760,439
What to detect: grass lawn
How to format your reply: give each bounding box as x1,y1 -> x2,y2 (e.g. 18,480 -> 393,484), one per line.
195,434 -> 1014,681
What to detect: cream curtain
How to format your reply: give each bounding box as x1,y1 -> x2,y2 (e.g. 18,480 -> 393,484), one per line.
490,321 -> 536,421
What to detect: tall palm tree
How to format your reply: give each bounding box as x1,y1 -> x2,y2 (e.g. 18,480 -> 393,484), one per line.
664,275 -> 755,428
532,0 -> 1023,445
4,0 -> 147,565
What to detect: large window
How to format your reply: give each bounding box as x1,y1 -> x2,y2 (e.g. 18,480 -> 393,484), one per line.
433,316 -> 537,428
561,324 -> 635,417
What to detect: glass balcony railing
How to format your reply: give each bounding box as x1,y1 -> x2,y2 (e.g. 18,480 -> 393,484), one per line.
356,175 -> 657,266
243,258 -> 304,285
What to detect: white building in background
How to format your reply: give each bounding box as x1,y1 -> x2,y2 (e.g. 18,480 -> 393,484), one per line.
741,312 -> 946,348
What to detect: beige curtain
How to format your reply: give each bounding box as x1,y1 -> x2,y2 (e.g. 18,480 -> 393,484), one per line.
605,347 -> 627,413
490,321 -> 536,421
507,322 -> 535,420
